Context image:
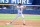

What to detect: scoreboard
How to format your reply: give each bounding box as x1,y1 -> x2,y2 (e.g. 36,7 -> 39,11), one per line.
0,0 -> 33,5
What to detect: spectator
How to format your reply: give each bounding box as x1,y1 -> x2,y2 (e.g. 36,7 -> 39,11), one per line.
3,7 -> 7,9
38,7 -> 40,10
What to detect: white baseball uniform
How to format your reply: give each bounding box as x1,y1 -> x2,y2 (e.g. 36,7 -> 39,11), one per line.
11,6 -> 25,24
17,6 -> 24,18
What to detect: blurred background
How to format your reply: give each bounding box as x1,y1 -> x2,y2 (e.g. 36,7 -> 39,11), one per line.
0,0 -> 40,14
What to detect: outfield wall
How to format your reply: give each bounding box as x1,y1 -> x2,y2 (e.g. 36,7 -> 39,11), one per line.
0,9 -> 40,14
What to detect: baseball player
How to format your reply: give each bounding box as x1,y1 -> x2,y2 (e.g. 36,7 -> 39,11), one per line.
6,3 -> 26,25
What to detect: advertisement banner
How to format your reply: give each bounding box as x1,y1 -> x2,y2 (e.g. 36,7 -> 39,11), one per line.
0,0 -> 33,5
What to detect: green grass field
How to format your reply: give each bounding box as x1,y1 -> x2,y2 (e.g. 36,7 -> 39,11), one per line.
0,14 -> 40,27
0,14 -> 40,20
0,25 -> 12,27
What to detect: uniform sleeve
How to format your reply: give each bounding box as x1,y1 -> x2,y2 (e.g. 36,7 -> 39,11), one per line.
17,6 -> 18,8
21,6 -> 23,8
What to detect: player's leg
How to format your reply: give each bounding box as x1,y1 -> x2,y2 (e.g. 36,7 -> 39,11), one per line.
20,14 -> 25,25
9,14 -> 19,24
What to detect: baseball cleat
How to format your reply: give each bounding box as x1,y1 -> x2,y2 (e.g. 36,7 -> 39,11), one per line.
6,23 -> 11,25
23,23 -> 25,25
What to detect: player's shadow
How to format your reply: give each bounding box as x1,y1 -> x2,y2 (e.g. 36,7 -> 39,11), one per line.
12,24 -> 22,25
11,23 -> 26,26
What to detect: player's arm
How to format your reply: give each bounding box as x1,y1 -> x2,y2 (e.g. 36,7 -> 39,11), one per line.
23,5 -> 26,9
12,5 -> 17,8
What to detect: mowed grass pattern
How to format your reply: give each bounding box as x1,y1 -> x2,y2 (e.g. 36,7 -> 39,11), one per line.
0,25 -> 12,27
0,14 -> 40,20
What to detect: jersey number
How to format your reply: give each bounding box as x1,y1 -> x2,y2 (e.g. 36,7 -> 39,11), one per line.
20,8 -> 21,11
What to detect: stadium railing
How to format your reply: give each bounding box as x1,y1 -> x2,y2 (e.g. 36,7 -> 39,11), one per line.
0,4 -> 40,6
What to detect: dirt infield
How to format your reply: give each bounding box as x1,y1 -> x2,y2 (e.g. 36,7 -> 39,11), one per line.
0,20 -> 40,27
